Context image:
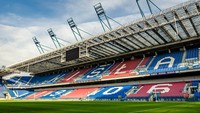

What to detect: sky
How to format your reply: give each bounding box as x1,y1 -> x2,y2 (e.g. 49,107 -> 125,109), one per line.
0,0 -> 189,67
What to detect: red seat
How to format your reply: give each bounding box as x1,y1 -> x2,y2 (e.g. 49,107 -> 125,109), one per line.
128,82 -> 185,98
159,82 -> 185,97
102,59 -> 142,79
58,68 -> 91,83
128,84 -> 152,97
25,90 -> 53,99
60,88 -> 98,99
139,57 -> 150,67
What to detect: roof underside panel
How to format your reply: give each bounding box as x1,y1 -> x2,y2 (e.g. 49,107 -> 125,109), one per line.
191,16 -> 200,34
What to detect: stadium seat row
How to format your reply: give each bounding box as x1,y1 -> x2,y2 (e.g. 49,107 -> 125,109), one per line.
4,48 -> 200,87
0,79 -> 7,98
6,81 -> 200,101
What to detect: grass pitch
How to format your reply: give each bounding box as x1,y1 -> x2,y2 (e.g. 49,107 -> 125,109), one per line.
0,100 -> 200,113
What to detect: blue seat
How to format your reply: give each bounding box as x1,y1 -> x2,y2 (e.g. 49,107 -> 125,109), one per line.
29,72 -> 70,85
147,51 -> 184,74
185,48 -> 199,61
87,85 -> 132,99
40,89 -> 72,99
8,89 -> 34,98
0,80 -> 6,98
76,64 -> 114,82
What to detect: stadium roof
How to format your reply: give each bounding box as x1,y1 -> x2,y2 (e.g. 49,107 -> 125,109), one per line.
8,0 -> 200,74
0,68 -> 19,77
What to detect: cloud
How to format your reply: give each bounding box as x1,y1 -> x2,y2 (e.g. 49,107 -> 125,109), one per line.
0,14 -> 140,66
0,0 -> 189,66
0,24 -> 38,65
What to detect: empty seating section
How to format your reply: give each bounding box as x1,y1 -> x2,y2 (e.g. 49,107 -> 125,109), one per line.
6,76 -> 32,87
138,57 -> 153,75
61,88 -> 98,99
8,90 -> 34,98
194,92 -> 200,98
147,51 -> 185,74
18,76 -> 32,85
3,48 -> 200,87
76,64 -> 113,82
6,77 -> 22,86
2,48 -> 200,100
4,81 -> 198,101
6,79 -> 15,85
58,68 -> 91,83
102,59 -> 142,79
101,62 -> 122,79
41,89 -> 72,99
191,80 -> 199,89
127,82 -> 185,99
159,82 -> 185,97
139,57 -> 151,67
0,79 -> 6,98
127,85 -> 152,98
191,81 -> 199,98
25,90 -> 53,99
5,73 -> 70,86
29,72 -> 69,85
185,48 -> 199,61
88,86 -> 132,99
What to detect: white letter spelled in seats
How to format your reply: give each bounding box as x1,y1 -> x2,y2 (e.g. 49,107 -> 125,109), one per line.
103,87 -> 123,95
154,57 -> 175,69
114,64 -> 127,75
147,84 -> 172,94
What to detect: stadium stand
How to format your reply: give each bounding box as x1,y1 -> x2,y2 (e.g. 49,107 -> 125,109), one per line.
139,57 -> 151,67
191,81 -> 199,96
185,48 -> 199,62
5,72 -> 70,87
6,77 -> 21,86
8,76 -> 33,87
158,82 -> 185,99
3,48 -> 200,88
127,82 -> 186,101
88,85 -> 132,100
5,79 -> 16,85
0,79 -> 6,98
76,64 -> 113,82
8,89 -> 34,99
146,51 -> 187,74
3,80 -> 199,101
58,68 -> 91,83
25,90 -> 53,99
18,76 -> 32,86
40,89 -> 72,99
29,72 -> 69,85
102,59 -> 142,79
60,88 -> 98,99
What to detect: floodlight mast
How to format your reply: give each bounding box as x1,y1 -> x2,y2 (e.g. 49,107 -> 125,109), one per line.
146,0 -> 161,14
47,28 -> 71,48
94,3 -> 112,32
67,17 -> 82,41
67,17 -> 93,42
94,3 -> 123,32
136,0 -> 145,18
32,37 -> 45,54
32,36 -> 54,54
47,28 -> 61,48
136,0 -> 161,18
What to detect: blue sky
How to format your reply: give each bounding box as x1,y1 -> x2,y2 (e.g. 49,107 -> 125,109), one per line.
0,0 -> 188,66
0,0 -> 53,17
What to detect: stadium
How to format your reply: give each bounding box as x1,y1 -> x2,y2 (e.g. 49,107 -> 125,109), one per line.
1,0 -> 200,112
